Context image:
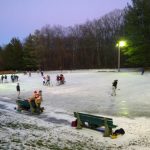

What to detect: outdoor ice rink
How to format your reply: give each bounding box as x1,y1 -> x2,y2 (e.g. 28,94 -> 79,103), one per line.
0,70 -> 150,118
0,70 -> 150,149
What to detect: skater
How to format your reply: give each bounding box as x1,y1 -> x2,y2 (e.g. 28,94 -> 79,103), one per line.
4,75 -> 7,83
1,75 -> 4,83
111,80 -> 118,96
59,74 -> 65,85
42,76 -> 46,85
11,74 -> 14,82
29,71 -> 31,77
16,83 -> 20,98
41,71 -> 44,76
141,68 -> 145,75
56,75 -> 60,85
45,75 -> 50,86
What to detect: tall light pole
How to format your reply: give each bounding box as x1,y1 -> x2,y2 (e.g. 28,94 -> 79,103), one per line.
118,45 -> 120,72
116,41 -> 126,72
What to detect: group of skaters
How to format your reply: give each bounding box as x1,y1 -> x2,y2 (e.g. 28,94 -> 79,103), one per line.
42,74 -> 65,86
56,74 -> 65,85
0,75 -> 8,83
42,75 -> 50,86
16,90 -> 43,114
11,74 -> 19,82
0,74 -> 19,83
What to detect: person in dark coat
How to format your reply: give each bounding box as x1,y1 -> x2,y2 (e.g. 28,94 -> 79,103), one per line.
111,80 -> 118,96
4,75 -> 7,83
16,83 -> 20,98
141,68 -> 145,75
1,75 -> 4,83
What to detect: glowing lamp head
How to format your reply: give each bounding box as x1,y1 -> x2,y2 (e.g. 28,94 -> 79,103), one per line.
117,41 -> 126,47
119,41 -> 126,47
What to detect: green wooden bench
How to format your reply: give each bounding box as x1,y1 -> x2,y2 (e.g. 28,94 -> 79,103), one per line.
74,112 -> 117,137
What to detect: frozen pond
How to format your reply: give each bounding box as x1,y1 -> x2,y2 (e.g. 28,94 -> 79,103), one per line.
0,70 -> 150,118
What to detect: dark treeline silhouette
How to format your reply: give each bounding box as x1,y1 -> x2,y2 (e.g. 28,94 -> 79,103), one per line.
0,9 -> 125,71
1,1 -> 149,71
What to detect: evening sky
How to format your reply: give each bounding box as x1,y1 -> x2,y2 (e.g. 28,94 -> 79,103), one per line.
0,0 -> 131,45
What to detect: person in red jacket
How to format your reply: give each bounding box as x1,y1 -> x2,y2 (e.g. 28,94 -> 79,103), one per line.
59,74 -> 65,85
35,90 -> 43,113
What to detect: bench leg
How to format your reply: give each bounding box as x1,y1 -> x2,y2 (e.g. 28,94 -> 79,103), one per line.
76,113 -> 82,129
29,101 -> 36,113
103,119 -> 112,137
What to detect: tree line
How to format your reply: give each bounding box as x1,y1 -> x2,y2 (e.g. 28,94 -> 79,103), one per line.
0,0 -> 149,71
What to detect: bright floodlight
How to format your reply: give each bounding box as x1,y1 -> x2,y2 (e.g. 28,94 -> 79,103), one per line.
118,41 -> 126,47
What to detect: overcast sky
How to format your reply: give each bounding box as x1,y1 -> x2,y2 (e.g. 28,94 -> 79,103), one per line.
0,0 -> 131,45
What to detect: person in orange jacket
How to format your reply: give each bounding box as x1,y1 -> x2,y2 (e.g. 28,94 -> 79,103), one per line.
28,91 -> 38,112
35,90 -> 43,113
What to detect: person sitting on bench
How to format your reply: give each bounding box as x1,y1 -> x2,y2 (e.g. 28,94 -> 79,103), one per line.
28,90 -> 39,112
35,90 -> 43,113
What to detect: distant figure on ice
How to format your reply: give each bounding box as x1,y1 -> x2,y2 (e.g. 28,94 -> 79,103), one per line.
42,76 -> 46,85
56,75 -> 60,85
111,80 -> 118,96
11,74 -> 14,82
56,74 -> 65,85
29,71 -> 31,77
4,75 -> 7,83
1,75 -> 4,83
16,83 -> 20,98
41,71 -> 44,76
141,68 -> 145,75
59,74 -> 65,85
45,75 -> 50,86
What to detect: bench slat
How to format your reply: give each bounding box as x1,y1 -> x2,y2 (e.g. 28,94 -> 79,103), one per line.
74,112 -> 112,120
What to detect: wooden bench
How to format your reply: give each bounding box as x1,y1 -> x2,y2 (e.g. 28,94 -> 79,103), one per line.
74,112 -> 117,137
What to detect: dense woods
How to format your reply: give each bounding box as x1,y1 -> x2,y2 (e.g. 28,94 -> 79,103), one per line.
0,0 -> 149,71
124,0 -> 150,67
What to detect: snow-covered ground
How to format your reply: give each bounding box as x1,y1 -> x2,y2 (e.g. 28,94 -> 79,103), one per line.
0,69 -> 150,150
